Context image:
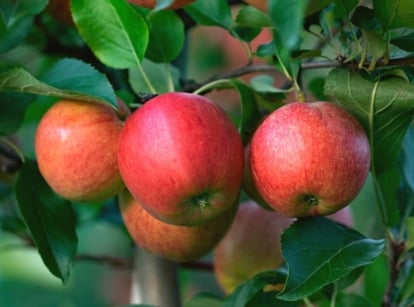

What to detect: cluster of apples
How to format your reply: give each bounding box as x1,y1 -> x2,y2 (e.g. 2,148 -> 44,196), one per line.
34,92 -> 370,292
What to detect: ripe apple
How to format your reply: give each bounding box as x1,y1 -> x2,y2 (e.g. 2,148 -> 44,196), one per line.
35,99 -> 128,203
119,190 -> 238,263
243,0 -> 267,12
213,200 -> 292,294
250,102 -> 370,218
117,92 -> 244,226
127,0 -> 195,9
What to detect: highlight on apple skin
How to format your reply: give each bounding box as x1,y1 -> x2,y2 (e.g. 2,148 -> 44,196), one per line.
117,92 -> 244,226
35,99 -> 126,203
250,101 -> 371,218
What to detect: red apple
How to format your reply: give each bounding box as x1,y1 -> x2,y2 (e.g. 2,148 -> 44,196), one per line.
117,92 -> 244,226
127,0 -> 195,9
213,200 -> 292,294
119,190 -> 238,263
35,99 -> 127,203
250,102 -> 370,218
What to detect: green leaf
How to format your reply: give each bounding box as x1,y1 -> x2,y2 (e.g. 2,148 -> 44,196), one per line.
185,293 -> 223,307
363,253 -> 389,307
0,0 -> 48,53
391,33 -> 414,51
324,68 -> 414,175
128,59 -> 180,94
224,270 -> 290,307
0,59 -> 117,106
145,10 -> 185,63
406,217 -> 414,250
232,6 -> 271,43
250,75 -> 290,95
268,0 -> 307,51
278,217 -> 384,301
185,0 -> 232,29
336,293 -> 374,307
398,263 -> 414,304
71,0 -> 149,69
0,92 -> 34,135
306,0 -> 334,16
15,160 -> 78,283
374,0 -> 414,30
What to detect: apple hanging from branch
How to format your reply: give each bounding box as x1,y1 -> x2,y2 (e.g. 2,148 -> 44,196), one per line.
119,189 -> 238,263
117,92 -> 244,226
35,99 -> 127,203
250,101 -> 370,218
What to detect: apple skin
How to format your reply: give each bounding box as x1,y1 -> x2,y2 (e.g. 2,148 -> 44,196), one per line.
35,99 -> 127,203
127,0 -> 195,9
213,200 -> 292,294
119,189 -> 238,263
250,102 -> 370,218
243,0 -> 267,12
117,92 -> 244,226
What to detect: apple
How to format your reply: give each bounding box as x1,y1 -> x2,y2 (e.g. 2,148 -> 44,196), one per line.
213,200 -> 292,294
243,0 -> 267,12
250,102 -> 370,218
119,189 -> 238,263
35,99 -> 128,203
127,0 -> 195,9
117,92 -> 244,226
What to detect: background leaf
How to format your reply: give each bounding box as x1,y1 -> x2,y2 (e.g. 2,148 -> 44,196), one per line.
185,0 -> 232,29
145,10 -> 185,63
374,0 -> 414,30
71,0 -> 149,69
278,217 -> 384,301
0,92 -> 35,135
0,0 -> 48,53
15,160 -> 78,283
0,58 -> 117,106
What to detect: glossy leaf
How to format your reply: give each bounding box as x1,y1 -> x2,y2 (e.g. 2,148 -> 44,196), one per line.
145,10 -> 185,63
324,68 -> 414,175
71,0 -> 149,69
0,58 -> 117,106
128,59 -> 180,94
185,0 -> 232,29
374,0 -> 414,30
15,160 -> 78,283
278,217 -> 384,301
0,0 -> 48,52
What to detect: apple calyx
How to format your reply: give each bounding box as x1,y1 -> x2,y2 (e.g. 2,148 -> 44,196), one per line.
190,192 -> 210,210
304,194 -> 318,207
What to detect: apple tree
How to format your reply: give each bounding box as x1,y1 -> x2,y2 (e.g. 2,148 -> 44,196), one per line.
1,0 -> 414,306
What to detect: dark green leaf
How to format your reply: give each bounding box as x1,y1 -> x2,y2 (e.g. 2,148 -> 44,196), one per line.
71,0 -> 149,68
336,293 -> 373,307
374,0 -> 414,30
234,5 -> 272,29
0,59 -> 117,106
145,10 -> 185,63
406,217 -> 414,250
324,68 -> 414,175
15,160 -> 78,283
224,270 -> 289,307
185,0 -> 232,29
268,0 -> 307,51
391,33 -> 414,51
278,217 -> 384,301
363,253 -> 389,307
0,92 -> 35,135
0,0 -> 48,52
306,0 -> 334,16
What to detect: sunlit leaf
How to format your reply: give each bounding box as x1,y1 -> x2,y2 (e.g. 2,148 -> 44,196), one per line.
71,0 -> 149,68
0,58 -> 117,106
15,160 -> 78,283
278,217 -> 384,301
374,0 -> 414,30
